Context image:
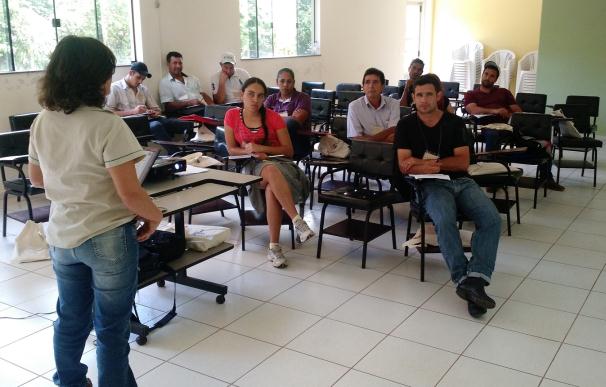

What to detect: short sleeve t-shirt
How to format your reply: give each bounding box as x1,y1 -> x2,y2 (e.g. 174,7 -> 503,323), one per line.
159,73 -> 203,104
463,87 -> 517,123
395,112 -> 468,178
223,107 -> 285,147
264,90 -> 312,130
29,107 -> 145,248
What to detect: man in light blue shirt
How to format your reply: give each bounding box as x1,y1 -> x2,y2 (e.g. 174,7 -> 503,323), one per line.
347,67 -> 400,142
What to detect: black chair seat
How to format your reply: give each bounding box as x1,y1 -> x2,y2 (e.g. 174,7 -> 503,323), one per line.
553,137 -> 602,148
319,187 -> 402,211
3,178 -> 44,195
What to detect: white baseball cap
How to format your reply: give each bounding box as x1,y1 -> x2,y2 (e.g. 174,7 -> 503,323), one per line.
220,52 -> 236,65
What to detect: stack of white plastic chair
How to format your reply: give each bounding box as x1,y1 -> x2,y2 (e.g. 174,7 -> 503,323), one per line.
450,41 -> 484,92
483,50 -> 516,90
515,51 -> 538,94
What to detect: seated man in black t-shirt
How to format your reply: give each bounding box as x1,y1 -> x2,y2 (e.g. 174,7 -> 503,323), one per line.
395,74 -> 502,318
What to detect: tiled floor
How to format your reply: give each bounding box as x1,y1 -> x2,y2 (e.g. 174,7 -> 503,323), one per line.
1,146 -> 606,386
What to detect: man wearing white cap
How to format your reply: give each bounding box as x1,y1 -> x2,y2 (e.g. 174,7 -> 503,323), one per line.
210,52 -> 250,104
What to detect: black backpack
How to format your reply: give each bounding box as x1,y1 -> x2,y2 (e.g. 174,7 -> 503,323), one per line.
133,230 -> 186,343
138,230 -> 186,279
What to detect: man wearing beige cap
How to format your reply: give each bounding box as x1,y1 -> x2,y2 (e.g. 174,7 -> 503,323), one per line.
210,52 -> 250,104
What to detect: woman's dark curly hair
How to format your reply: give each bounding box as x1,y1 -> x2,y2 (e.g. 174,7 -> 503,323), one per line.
38,35 -> 116,114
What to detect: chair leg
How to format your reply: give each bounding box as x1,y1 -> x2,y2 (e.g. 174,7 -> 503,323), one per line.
2,191 -> 8,237
533,168 -> 539,209
289,221 -> 295,250
405,211 -> 413,257
24,194 -> 34,220
420,216 -> 425,282
310,166 -> 317,210
316,203 -> 328,258
556,147 -> 563,184
389,205 -> 396,250
361,210 -> 373,269
515,185 -> 521,224
593,149 -> 598,187
188,209 -> 193,224
504,187 -> 511,236
582,147 -> 588,177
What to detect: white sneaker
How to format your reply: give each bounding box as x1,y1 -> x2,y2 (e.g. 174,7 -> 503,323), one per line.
268,245 -> 288,268
294,218 -> 315,243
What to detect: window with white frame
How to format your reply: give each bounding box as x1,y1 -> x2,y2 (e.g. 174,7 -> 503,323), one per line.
0,0 -> 136,73
404,0 -> 423,66
239,0 -> 318,59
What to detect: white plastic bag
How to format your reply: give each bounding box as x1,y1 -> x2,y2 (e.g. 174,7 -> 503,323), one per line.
190,124 -> 216,142
11,220 -> 50,263
157,222 -> 230,252
552,109 -> 582,138
318,135 -> 350,159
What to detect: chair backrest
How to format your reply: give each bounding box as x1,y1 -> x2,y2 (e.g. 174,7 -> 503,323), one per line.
301,81 -> 325,95
348,140 -> 395,178
518,51 -> 538,72
336,90 -> 364,109
400,106 -> 412,118
516,93 -> 547,114
382,85 -> 401,98
397,79 -> 407,88
510,112 -> 553,141
311,98 -> 332,123
331,116 -> 348,141
336,83 -> 362,92
441,82 -> 460,100
267,86 -> 280,96
310,89 -> 336,102
213,126 -> 229,157
9,112 -> 39,131
122,115 -> 151,138
205,104 -> 232,120
566,95 -> 600,118
553,104 -> 592,134
0,130 -> 30,158
483,49 -> 516,89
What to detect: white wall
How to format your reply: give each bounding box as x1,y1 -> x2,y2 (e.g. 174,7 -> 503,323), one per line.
0,0 -> 408,129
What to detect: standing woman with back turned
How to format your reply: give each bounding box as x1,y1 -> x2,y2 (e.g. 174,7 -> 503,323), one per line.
28,36 -> 162,387
224,77 -> 314,268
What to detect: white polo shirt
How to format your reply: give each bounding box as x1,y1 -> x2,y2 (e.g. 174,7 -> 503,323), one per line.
28,107 -> 145,248
346,95 -> 400,137
105,78 -> 160,112
210,68 -> 250,104
159,73 -> 203,104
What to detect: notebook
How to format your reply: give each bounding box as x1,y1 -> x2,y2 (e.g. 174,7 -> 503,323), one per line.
135,148 -> 160,183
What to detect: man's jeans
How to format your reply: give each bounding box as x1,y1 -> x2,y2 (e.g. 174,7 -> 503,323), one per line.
51,223 -> 138,387
421,177 -> 501,284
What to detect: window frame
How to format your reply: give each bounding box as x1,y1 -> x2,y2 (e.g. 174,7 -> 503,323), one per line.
239,0 -> 319,60
0,0 -> 137,74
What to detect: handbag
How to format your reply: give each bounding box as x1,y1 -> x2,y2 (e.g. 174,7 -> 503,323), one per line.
318,135 -> 350,159
11,221 -> 50,263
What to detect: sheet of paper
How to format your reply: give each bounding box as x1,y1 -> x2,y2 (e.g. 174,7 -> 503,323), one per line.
410,174 -> 451,180
175,165 -> 209,176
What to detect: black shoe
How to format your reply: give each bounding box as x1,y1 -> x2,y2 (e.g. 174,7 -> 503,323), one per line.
456,277 -> 496,309
546,178 -> 565,191
467,301 -> 487,318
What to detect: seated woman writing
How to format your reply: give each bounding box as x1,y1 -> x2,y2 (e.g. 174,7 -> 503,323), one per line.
224,77 -> 314,268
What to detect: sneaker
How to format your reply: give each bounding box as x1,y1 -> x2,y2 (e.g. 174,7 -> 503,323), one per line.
268,245 -> 288,268
294,217 -> 315,243
456,277 -> 496,309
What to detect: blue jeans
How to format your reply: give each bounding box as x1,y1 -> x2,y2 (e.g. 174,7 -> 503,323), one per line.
51,223 -> 138,387
421,177 -> 500,284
